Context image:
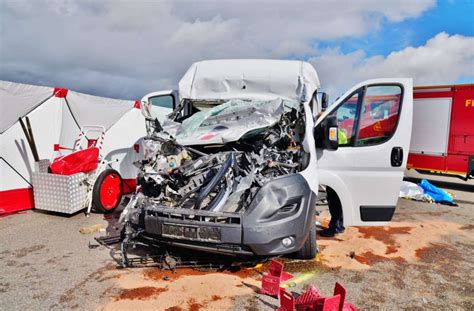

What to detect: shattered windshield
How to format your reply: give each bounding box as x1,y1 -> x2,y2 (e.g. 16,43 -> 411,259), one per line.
173,98 -> 300,144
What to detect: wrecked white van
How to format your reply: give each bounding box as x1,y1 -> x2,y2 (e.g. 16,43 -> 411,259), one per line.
120,59 -> 412,264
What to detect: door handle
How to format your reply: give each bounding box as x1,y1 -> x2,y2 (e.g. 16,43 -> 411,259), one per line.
391,147 -> 403,167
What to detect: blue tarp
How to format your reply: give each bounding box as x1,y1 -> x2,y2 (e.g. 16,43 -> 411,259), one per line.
418,179 -> 454,204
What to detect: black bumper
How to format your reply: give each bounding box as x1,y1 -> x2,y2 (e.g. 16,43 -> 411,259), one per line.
129,174 -> 316,257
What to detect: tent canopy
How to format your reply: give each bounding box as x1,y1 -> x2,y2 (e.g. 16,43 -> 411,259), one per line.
66,91 -> 134,131
0,81 -> 53,133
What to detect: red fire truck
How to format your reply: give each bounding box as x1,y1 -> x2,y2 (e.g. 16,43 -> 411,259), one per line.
407,84 -> 474,180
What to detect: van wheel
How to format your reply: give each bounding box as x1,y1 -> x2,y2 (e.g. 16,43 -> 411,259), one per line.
93,169 -> 123,213
294,222 -> 317,259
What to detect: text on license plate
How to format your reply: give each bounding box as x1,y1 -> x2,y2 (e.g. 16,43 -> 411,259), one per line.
162,224 -> 221,242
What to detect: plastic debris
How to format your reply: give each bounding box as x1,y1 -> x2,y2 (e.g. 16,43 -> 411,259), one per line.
259,261 -> 357,310
295,286 -> 323,310
260,260 -> 294,297
278,288 -> 295,311
164,256 -> 177,271
278,282 -> 357,311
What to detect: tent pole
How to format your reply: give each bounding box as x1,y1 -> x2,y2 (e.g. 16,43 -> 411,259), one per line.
18,117 -> 39,162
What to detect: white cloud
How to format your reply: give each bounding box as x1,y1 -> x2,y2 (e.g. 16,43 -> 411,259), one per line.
2,0 -> 466,101
309,32 -> 474,98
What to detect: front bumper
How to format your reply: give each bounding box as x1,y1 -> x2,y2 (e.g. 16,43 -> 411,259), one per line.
127,174 -> 316,257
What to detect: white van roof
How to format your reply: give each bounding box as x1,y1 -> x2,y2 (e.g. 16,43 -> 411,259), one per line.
178,59 -> 320,103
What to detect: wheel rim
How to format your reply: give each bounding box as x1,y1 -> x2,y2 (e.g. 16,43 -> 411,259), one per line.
99,173 -> 121,210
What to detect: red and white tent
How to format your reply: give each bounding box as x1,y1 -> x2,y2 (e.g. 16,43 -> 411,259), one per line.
0,81 -> 146,214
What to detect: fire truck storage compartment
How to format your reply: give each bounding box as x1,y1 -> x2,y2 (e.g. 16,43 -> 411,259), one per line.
410,97 -> 451,155
407,84 -> 474,177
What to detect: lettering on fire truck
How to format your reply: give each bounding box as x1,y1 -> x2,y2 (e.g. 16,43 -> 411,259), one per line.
466,99 -> 473,107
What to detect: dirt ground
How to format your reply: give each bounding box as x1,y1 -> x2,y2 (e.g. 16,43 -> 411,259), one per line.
1,173 -> 473,310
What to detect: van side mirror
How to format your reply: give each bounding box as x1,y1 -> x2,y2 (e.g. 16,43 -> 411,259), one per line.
324,115 -> 339,151
321,92 -> 329,111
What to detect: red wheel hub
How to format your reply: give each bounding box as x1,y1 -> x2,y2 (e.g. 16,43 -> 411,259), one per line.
99,173 -> 121,210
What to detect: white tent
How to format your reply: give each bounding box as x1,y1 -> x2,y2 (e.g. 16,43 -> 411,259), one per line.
0,81 -> 146,214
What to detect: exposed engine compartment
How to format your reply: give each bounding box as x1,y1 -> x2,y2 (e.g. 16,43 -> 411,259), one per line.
134,99 -> 308,215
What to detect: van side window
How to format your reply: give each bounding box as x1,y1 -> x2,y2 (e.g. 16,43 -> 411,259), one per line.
355,85 -> 402,146
149,95 -> 174,109
331,92 -> 360,146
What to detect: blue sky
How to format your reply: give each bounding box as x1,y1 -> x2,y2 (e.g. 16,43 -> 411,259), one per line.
318,0 -> 474,58
1,0 -> 473,99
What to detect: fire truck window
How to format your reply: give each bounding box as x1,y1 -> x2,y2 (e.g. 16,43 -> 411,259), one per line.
332,92 -> 359,146
355,85 -> 402,146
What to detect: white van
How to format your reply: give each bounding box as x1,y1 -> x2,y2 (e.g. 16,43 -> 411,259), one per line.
120,59 -> 412,263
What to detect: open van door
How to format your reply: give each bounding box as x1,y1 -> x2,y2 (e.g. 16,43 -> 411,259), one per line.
141,90 -> 178,122
315,78 -> 413,226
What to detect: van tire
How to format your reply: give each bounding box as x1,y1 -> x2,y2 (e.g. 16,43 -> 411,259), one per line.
294,222 -> 317,259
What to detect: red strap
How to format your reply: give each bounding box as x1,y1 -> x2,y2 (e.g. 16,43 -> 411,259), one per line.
53,144 -> 73,151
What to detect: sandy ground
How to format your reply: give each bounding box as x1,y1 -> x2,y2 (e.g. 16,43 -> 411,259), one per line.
1,172 -> 473,310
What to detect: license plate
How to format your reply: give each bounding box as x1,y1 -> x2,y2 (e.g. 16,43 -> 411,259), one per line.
162,224 -> 221,242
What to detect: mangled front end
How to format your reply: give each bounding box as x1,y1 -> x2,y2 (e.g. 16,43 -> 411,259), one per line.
120,99 -> 316,263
